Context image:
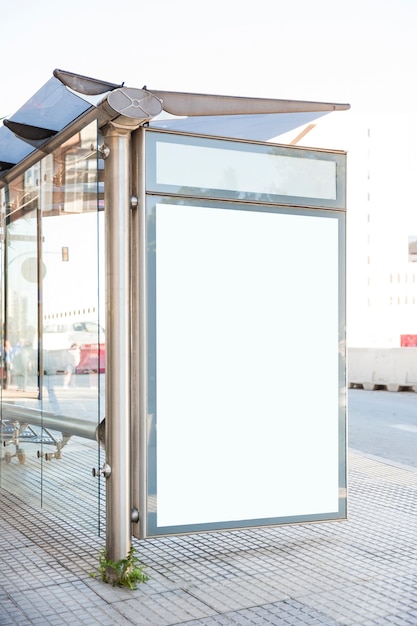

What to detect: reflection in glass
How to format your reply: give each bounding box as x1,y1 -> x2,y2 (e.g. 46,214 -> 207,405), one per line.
0,122 -> 105,533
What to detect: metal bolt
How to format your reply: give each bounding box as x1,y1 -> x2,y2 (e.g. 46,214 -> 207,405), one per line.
92,463 -> 112,479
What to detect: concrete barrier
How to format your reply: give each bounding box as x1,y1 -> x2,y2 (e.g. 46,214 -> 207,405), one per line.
348,347 -> 417,392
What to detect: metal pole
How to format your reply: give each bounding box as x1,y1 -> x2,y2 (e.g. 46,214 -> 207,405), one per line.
102,121 -> 132,569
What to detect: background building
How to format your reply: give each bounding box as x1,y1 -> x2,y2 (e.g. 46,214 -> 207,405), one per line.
281,112 -> 417,349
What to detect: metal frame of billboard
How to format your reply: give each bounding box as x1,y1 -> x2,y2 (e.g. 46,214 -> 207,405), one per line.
133,128 -> 347,539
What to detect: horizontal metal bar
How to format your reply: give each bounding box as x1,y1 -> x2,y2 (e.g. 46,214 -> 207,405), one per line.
1,403 -> 98,440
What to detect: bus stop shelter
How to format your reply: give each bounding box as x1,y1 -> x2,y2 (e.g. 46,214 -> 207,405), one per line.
0,70 -> 349,568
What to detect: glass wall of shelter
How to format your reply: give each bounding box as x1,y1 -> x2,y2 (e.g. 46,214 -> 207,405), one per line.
0,121 -> 105,532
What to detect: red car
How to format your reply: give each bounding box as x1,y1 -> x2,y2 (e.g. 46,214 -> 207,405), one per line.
76,343 -> 105,374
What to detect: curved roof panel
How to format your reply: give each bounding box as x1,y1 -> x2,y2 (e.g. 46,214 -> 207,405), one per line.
0,76 -> 94,178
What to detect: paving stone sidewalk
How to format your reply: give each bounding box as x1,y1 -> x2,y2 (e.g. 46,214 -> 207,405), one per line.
1,450 -> 417,626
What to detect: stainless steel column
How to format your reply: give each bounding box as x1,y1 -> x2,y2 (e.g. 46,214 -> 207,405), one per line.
99,87 -> 163,564
103,121 -> 133,568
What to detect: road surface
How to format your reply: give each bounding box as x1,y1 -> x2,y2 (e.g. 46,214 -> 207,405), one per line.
348,388 -> 417,469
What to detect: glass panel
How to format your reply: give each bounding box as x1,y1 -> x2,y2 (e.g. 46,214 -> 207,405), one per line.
1,168 -> 41,496
0,125 -> 34,171
0,78 -> 93,175
40,123 -> 105,530
0,188 -> 6,472
9,77 -> 92,132
144,197 -> 346,536
150,110 -> 328,142
0,122 -> 105,533
146,131 -> 346,209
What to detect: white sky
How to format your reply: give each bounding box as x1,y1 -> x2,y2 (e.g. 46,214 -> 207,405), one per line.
2,0 -> 417,344
1,0 -> 415,118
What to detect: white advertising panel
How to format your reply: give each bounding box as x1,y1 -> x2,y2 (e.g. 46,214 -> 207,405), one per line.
149,201 -> 344,531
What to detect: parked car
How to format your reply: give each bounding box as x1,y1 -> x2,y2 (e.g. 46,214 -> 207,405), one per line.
40,321 -> 105,374
76,342 -> 105,374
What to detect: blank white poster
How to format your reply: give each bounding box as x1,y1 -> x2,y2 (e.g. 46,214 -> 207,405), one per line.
155,203 -> 340,527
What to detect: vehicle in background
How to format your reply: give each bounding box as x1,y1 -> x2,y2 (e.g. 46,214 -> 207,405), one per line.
40,321 -> 105,374
76,343 -> 105,374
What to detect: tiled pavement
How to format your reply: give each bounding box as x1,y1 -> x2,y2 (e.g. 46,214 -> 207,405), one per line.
1,450 -> 417,625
